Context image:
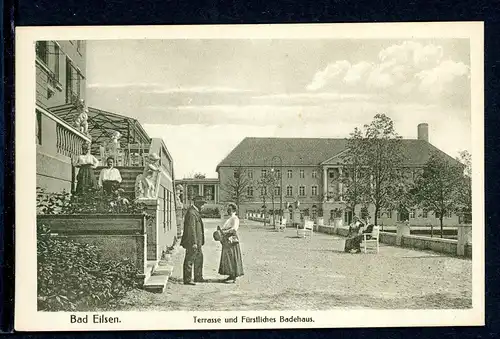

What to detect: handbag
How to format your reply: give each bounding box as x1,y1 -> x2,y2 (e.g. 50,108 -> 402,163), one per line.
213,227 -> 223,242
228,235 -> 239,244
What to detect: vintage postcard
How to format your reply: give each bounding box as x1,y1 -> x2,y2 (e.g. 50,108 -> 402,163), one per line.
15,22 -> 484,331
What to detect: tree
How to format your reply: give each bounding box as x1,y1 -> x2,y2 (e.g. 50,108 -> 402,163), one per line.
341,127 -> 370,215
413,153 -> 464,237
456,150 -> 472,223
257,172 -> 280,226
220,167 -> 252,214
356,114 -> 407,225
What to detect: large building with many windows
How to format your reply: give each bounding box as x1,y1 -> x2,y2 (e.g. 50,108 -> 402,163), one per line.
216,124 -> 461,227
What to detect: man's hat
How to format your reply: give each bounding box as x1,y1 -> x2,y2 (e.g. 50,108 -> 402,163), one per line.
192,195 -> 207,203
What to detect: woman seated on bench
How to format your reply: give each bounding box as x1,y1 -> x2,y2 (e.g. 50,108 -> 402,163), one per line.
344,216 -> 374,253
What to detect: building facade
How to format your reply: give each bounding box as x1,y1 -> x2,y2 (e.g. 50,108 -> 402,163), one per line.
36,40 -> 90,193
217,124 -> 461,227
175,177 -> 220,206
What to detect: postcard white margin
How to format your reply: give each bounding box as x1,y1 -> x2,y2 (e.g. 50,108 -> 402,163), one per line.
15,22 -> 485,331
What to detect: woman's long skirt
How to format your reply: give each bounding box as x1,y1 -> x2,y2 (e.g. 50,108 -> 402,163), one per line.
75,165 -> 97,195
218,243 -> 244,278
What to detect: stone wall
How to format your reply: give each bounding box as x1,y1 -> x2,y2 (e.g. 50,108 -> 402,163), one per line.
37,214 -> 148,279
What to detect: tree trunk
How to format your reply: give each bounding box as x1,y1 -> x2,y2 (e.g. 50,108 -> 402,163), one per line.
272,197 -> 275,227
374,206 -> 378,225
440,215 -> 444,238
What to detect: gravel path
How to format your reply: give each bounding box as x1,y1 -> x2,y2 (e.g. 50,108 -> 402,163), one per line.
112,219 -> 472,311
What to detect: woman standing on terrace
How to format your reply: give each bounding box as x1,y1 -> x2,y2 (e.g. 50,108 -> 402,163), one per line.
73,142 -> 99,195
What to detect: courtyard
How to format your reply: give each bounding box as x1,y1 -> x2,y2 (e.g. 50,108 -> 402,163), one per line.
109,219 -> 472,311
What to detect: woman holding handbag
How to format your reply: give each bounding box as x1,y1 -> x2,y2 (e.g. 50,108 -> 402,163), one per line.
218,203 -> 244,283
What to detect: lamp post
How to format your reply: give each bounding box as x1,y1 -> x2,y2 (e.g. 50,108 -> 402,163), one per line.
271,155 -> 283,226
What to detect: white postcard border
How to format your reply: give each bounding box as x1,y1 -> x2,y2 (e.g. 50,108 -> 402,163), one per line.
15,22 -> 485,331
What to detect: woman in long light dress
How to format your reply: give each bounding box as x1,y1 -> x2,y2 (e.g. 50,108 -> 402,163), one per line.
218,203 -> 244,283
73,142 -> 99,195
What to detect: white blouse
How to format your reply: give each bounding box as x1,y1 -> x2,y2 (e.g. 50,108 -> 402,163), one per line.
98,168 -> 122,186
221,214 -> 239,231
75,154 -> 99,168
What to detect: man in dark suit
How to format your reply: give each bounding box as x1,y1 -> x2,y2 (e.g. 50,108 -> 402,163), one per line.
181,195 -> 206,285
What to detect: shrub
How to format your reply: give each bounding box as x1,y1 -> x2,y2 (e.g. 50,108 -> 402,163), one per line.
36,187 -> 149,216
36,188 -> 151,311
200,207 -> 220,218
37,223 -> 139,311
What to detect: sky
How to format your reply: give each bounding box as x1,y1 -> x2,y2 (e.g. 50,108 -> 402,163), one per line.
86,39 -> 471,178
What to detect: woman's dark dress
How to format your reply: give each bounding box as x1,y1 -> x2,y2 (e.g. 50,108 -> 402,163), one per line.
75,164 -> 97,194
218,229 -> 244,278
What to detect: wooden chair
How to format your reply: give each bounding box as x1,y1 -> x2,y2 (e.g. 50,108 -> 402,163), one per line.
303,220 -> 314,238
363,225 -> 380,253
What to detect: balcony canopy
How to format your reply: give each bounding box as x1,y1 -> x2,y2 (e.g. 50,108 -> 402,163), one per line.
48,103 -> 151,150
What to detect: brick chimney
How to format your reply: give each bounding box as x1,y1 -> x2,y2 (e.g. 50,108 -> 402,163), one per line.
418,123 -> 429,142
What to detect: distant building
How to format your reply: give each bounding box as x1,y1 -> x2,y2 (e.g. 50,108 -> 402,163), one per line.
175,177 -> 220,206
216,124 -> 461,227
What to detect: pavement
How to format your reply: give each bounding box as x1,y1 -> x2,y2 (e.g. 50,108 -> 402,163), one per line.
111,219 -> 472,311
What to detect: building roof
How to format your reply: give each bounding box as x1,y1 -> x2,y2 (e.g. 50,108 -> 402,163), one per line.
216,137 -> 459,170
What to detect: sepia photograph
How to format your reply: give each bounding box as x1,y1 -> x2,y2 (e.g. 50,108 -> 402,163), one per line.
15,23 -> 484,330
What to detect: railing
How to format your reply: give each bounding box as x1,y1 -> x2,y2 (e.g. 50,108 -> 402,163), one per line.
56,124 -> 89,158
37,106 -> 91,159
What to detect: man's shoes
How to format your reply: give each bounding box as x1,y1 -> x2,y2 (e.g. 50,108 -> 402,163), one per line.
184,281 -> 196,286
194,278 -> 208,283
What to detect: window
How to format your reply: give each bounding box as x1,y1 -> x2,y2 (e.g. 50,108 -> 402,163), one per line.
248,171 -> 253,179
287,170 -> 292,178
233,169 -> 238,178
247,186 -> 254,197
446,211 -> 453,218
260,186 -> 267,196
261,169 -> 267,177
274,186 -> 280,196
36,41 -> 48,64
65,58 -> 74,103
377,210 -> 382,218
435,211 -> 440,218
410,209 -> 416,218
311,185 -> 318,196
300,170 -> 304,178
275,169 -> 281,177
422,209 -> 428,218
312,170 -> 317,178
329,171 -> 336,178
53,43 -> 60,81
65,58 -> 81,103
286,185 -> 293,196
36,110 -> 42,145
299,186 -> 305,196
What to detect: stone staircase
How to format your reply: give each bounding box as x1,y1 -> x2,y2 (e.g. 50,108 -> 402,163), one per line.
94,166 -> 143,199
142,246 -> 179,293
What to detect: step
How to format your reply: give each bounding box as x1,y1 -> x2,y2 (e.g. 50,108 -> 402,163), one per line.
143,264 -> 174,293
152,264 -> 173,276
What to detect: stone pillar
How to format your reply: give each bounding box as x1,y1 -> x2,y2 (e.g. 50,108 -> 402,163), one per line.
396,222 -> 411,246
323,167 -> 328,197
139,198 -> 160,261
457,225 -> 472,256
338,167 -> 343,201
199,184 -> 203,197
